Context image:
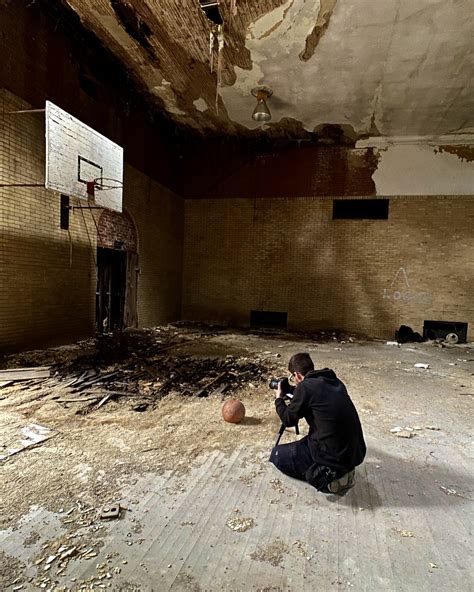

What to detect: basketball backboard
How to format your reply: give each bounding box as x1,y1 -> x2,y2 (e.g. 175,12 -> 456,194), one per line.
45,101 -> 123,212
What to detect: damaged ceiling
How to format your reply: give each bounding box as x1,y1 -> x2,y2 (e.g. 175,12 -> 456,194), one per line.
61,0 -> 474,142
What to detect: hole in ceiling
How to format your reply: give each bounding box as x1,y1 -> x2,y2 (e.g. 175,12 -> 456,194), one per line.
199,1 -> 223,25
110,0 -> 159,64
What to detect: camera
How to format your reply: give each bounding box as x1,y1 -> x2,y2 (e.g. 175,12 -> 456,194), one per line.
269,376 -> 295,399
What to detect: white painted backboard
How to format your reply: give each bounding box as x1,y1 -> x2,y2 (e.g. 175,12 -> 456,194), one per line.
45,101 -> 123,212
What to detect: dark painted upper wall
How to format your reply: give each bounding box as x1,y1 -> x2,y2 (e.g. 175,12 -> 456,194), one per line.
178,143 -> 378,199
0,0 -> 186,192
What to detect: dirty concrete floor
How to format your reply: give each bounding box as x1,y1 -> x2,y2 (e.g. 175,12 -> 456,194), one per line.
0,328 -> 473,591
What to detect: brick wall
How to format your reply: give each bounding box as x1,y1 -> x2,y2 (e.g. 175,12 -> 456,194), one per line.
0,89 -> 184,353
183,196 -> 474,340
0,0 -> 189,193
0,90 -> 96,352
122,166 -> 183,328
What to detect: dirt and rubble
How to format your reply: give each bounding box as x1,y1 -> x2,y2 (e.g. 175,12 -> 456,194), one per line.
0,324 -> 473,590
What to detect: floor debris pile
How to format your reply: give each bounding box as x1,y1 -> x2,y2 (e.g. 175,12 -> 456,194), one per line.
1,326 -> 473,591
0,326 -> 278,414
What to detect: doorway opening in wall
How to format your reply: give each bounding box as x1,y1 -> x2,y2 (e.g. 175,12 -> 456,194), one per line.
96,247 -> 126,333
95,209 -> 139,334
96,247 -> 139,333
250,310 -> 288,329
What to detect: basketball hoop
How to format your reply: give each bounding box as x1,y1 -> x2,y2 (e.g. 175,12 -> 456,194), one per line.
94,177 -> 123,191
45,101 -> 124,212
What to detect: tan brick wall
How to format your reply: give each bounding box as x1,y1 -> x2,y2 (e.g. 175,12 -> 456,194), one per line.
0,89 -> 183,353
0,90 -> 97,352
183,196 -> 474,340
122,165 -> 183,328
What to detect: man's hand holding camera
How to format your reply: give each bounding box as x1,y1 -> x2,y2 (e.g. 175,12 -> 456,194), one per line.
275,380 -> 283,399
269,376 -> 295,400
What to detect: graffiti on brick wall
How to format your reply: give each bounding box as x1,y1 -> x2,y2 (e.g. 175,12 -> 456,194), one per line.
383,267 -> 432,304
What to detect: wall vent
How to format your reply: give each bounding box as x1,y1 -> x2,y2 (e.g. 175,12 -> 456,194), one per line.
333,199 -> 389,219
250,310 -> 288,329
423,320 -> 468,343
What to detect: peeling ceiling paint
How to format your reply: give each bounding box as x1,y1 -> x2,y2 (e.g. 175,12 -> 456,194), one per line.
61,0 -> 474,142
193,97 -> 209,112
437,145 -> 474,163
299,0 -> 337,61
372,144 -> 474,195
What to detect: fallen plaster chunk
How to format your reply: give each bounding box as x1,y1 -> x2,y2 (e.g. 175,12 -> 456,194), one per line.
396,431 -> 415,439
390,426 -> 416,438
394,528 -> 415,537
226,516 -> 255,532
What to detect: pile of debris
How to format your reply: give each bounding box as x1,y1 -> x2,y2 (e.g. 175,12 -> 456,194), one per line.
0,328 -> 278,414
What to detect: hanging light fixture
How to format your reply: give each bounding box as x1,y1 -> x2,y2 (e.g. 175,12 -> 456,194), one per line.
251,86 -> 273,122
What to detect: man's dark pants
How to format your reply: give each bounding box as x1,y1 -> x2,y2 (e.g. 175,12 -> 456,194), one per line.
270,435 -> 344,491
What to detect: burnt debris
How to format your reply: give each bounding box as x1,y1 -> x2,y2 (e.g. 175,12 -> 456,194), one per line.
0,327 -> 276,414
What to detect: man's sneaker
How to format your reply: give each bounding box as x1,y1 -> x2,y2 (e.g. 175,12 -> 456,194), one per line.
327,469 -> 355,494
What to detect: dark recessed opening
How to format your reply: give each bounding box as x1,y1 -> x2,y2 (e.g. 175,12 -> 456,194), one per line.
199,1 -> 223,24
250,310 -> 288,329
60,194 -> 69,230
333,199 -> 389,219
423,320 -> 468,343
79,72 -> 99,100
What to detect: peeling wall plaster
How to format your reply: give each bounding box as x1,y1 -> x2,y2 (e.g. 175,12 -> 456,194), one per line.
372,145 -> 474,196
152,79 -> 186,116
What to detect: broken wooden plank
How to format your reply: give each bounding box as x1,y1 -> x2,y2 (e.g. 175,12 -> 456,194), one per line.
96,394 -> 113,408
57,391 -> 150,403
0,367 -> 50,381
71,370 -> 121,392
0,381 -> 14,388
68,368 -> 97,387
195,371 -> 228,397
56,395 -> 103,403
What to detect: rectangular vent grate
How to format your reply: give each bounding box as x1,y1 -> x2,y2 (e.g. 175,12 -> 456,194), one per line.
250,310 -> 288,329
423,320 -> 468,343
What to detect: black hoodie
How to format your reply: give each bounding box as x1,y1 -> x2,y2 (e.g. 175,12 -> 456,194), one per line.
275,368 -> 366,471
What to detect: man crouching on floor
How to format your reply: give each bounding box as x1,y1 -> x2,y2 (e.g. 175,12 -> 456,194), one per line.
270,352 -> 366,494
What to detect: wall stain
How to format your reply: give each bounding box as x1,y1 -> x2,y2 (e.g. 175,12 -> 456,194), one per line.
437,145 -> 474,162
299,0 -> 337,61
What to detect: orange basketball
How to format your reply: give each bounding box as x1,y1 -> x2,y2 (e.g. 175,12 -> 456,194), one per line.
222,399 -> 246,424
